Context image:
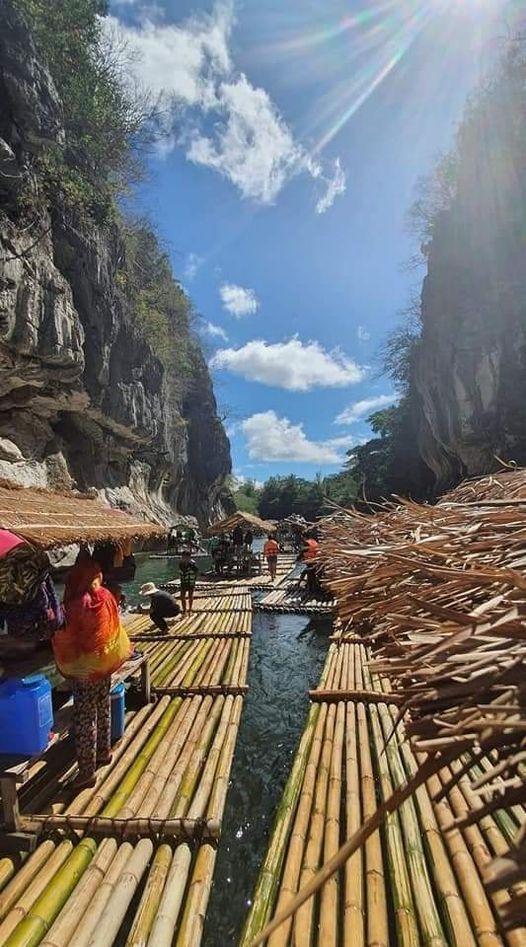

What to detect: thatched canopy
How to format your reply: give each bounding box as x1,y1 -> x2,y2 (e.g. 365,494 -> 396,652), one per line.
207,511 -> 275,537
0,482 -> 166,549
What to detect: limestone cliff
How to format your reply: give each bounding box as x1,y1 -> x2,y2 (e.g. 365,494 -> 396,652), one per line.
0,2 -> 232,524
410,48 -> 526,490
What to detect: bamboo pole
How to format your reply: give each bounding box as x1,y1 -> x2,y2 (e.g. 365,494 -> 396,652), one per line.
241,661 -> 330,943
39,839 -> 117,947
85,839 -> 153,947
293,703 -> 336,945
125,844 -> 172,947
69,843 -> 134,947
319,700 -> 345,946
3,837 -> 98,947
0,841 -> 74,942
146,845 -> 193,947
174,843 -> 217,947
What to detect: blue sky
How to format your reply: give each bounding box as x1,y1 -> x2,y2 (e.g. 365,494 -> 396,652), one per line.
109,0 -> 504,484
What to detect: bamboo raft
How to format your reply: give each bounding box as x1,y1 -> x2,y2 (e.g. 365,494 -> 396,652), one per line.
0,585 -> 254,946
242,472 -> 526,947
254,581 -> 336,616
242,638 -> 526,946
165,555 -> 298,594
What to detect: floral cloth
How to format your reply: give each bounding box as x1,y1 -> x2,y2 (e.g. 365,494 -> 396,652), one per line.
53,561 -> 131,681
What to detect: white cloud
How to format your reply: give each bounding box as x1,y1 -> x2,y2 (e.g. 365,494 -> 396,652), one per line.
233,471 -> 264,489
220,283 -> 259,318
316,158 -> 346,214
242,411 -> 345,464
201,320 -> 228,342
106,5 -> 344,208
210,337 -> 366,391
184,252 -> 203,281
335,393 -> 398,425
357,325 -> 371,343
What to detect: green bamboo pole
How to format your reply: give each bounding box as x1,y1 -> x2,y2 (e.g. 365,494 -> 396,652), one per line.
147,845 -> 193,947
125,844 -> 172,947
3,838 -> 97,947
239,703 -> 322,945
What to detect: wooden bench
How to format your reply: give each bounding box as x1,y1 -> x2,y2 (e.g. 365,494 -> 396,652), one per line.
0,652 -> 150,837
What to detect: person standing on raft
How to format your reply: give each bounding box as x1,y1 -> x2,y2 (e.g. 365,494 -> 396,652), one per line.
52,553 -> 131,790
179,549 -> 198,614
263,534 -> 279,582
139,582 -> 180,632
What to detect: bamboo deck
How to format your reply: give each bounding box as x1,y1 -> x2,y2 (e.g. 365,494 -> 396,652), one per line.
254,580 -> 336,616
165,554 -> 298,593
0,590 -> 254,946
242,639 -> 526,947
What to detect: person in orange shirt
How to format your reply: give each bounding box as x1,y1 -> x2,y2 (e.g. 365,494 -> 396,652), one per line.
300,534 -> 321,596
263,534 -> 279,581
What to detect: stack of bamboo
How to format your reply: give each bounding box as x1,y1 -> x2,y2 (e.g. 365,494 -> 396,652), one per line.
0,575 -> 255,945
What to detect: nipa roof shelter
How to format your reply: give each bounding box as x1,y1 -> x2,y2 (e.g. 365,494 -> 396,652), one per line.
0,481 -> 166,549
207,510 -> 275,537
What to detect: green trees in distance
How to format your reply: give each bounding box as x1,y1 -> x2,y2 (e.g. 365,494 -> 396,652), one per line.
232,471 -> 358,521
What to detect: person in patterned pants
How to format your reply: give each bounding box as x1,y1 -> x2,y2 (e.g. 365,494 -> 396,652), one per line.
72,678 -> 112,780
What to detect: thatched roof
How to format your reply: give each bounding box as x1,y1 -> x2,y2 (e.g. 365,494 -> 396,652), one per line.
207,510 -> 275,536
0,482 -> 166,548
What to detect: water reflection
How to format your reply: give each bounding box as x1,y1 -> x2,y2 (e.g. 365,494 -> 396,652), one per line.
204,613 -> 330,946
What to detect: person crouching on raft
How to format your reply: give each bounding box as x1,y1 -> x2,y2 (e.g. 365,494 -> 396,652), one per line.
179,549 -> 198,614
139,582 -> 180,632
52,553 -> 131,790
263,534 -> 279,581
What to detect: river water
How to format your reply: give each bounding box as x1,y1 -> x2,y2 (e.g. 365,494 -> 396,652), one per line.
123,554 -> 331,946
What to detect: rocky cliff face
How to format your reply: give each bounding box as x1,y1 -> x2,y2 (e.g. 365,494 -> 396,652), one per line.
410,53 -> 526,490
0,2 -> 232,524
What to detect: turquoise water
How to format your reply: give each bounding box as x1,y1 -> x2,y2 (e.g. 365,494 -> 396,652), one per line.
120,551 -> 211,603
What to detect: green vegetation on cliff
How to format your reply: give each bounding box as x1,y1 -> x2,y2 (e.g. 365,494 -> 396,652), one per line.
13,0 -> 153,221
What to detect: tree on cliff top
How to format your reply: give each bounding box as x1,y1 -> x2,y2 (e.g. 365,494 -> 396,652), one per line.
13,0 -> 155,220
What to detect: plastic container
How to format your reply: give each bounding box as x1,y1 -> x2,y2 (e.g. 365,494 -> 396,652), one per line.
0,675 -> 53,755
110,681 -> 126,744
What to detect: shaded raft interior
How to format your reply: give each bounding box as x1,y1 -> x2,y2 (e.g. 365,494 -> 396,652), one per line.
0,589 -> 255,947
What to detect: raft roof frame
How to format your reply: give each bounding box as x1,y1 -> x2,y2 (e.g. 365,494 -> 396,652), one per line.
0,481 -> 166,548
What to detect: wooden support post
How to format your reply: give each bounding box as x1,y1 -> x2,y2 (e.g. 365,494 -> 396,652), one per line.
141,658 -> 151,704
1,777 -> 21,831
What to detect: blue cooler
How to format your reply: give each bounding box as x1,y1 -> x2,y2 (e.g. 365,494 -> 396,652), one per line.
0,675 -> 53,755
110,682 -> 126,744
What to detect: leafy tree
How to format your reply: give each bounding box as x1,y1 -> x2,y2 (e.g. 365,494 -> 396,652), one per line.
232,479 -> 261,516
13,0 -> 156,220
